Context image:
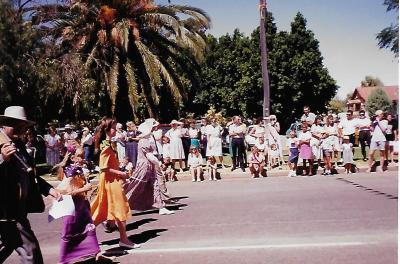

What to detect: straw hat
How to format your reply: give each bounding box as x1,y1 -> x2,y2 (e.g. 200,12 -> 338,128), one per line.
170,120 -> 183,125
343,135 -> 350,140
0,106 -> 35,127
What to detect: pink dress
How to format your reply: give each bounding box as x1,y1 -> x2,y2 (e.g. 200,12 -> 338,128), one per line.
124,138 -> 164,211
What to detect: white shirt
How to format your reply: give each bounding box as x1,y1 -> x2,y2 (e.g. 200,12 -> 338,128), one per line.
301,113 -> 316,124
311,124 -> 324,135
64,131 -> 78,140
162,143 -> 171,158
371,120 -> 388,142
255,141 -> 266,152
206,124 -> 222,138
251,125 -> 265,138
286,137 -> 299,149
299,131 -> 312,142
188,153 -> 203,168
338,118 -> 358,135
358,117 -> 371,130
81,133 -> 93,145
188,127 -> 199,139
229,123 -> 245,138
45,134 -> 60,147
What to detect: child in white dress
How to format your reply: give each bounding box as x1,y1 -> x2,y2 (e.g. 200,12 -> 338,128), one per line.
342,136 -> 355,174
207,156 -> 218,181
187,146 -> 204,182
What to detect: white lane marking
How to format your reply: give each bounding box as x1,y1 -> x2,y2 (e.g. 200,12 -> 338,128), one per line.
101,241 -> 371,254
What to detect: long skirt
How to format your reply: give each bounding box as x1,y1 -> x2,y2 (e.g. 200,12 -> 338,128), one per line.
60,196 -> 100,264
46,147 -> 60,166
124,161 -> 164,211
125,141 -> 138,167
299,144 -> 313,160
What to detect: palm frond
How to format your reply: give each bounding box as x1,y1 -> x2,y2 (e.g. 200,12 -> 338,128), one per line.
124,59 -> 139,114
107,53 -> 119,113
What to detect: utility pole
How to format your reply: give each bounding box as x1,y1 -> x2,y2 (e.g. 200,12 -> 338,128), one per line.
259,0 -> 270,124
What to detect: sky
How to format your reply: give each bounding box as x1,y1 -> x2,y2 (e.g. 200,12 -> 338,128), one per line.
159,0 -> 399,99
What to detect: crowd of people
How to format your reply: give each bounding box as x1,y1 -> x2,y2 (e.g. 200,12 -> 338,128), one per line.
0,104 -> 398,264
37,106 -> 398,180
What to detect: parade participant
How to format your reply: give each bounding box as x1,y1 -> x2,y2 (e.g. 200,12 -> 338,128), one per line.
0,106 -> 61,263
55,148 -> 114,264
357,110 -> 371,161
90,117 -> 139,249
124,118 -> 175,215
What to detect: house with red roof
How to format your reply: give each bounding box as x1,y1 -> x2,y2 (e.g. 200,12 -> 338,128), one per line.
347,85 -> 398,115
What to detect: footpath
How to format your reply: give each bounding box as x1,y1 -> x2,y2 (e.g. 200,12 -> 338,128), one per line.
46,163 -> 399,186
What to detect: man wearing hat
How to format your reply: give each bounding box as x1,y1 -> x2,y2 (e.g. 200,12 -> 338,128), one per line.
0,106 -> 61,263
367,109 -> 388,173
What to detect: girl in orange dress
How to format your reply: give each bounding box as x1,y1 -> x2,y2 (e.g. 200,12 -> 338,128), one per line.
90,118 -> 140,249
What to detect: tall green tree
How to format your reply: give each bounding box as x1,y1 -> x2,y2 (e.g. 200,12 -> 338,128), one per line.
365,88 -> 393,115
361,76 -> 384,87
195,12 -> 337,128
377,0 -> 399,57
34,0 -> 210,122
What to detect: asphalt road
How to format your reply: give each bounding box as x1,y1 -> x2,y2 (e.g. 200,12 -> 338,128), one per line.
7,171 -> 398,264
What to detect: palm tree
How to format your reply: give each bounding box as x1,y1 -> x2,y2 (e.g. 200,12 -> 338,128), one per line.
32,0 -> 211,120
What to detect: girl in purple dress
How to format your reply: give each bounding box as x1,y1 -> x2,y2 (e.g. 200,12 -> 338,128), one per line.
56,148 -> 114,263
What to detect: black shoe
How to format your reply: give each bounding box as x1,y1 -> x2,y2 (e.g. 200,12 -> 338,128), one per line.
231,167 -> 236,171
103,221 -> 117,233
241,167 -> 245,172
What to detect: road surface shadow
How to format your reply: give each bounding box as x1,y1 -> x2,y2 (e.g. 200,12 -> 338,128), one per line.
336,177 -> 398,200
132,203 -> 188,216
100,229 -> 168,258
126,218 -> 157,231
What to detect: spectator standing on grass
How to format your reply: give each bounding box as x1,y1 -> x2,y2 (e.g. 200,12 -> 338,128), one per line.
287,130 -> 299,177
385,113 -> 398,165
342,136 -> 355,174
367,110 -> 388,173
125,121 -> 139,169
188,120 -> 200,149
206,117 -> 225,168
300,106 -> 316,127
64,124 -> 78,149
45,126 -> 61,166
298,123 -> 314,175
115,123 -> 127,162
200,118 -> 208,158
338,110 -> 358,148
166,120 -> 186,172
81,127 -> 93,162
229,116 -> 246,172
357,110 -> 371,161
311,116 -> 324,169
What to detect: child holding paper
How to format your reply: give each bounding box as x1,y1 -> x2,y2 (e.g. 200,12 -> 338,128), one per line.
56,148 -> 113,264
